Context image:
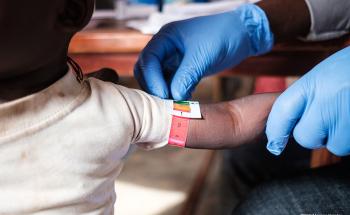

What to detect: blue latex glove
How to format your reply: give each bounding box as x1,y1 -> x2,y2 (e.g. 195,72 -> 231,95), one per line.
134,4 -> 274,100
266,46 -> 350,156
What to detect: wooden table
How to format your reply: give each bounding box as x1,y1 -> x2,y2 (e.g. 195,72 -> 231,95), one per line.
69,19 -> 350,77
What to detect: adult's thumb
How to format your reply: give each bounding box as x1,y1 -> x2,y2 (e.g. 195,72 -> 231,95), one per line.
265,83 -> 307,155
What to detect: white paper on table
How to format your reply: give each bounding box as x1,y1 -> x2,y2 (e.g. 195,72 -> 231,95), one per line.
92,5 -> 158,20
127,0 -> 259,34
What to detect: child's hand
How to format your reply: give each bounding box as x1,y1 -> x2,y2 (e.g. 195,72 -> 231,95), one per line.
186,93 -> 278,149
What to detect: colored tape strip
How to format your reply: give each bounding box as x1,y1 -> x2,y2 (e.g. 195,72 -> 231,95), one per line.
171,101 -> 201,119
168,116 -> 189,148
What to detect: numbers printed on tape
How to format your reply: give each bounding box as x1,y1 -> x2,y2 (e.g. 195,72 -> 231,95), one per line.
168,100 -> 201,147
168,116 -> 189,147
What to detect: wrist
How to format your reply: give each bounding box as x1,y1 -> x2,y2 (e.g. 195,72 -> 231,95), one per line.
235,3 -> 274,56
257,0 -> 311,42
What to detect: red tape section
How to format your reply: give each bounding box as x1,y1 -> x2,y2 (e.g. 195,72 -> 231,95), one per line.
168,116 -> 190,147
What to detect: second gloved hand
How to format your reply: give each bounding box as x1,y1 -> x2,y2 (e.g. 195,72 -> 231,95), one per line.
266,46 -> 350,156
134,4 -> 274,100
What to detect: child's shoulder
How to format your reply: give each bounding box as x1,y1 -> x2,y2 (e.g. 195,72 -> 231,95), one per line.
88,76 -> 168,107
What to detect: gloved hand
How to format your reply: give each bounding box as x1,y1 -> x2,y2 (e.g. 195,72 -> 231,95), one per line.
134,4 -> 274,100
266,46 -> 350,156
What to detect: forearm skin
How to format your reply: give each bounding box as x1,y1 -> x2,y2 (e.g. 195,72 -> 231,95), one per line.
186,93 -> 278,149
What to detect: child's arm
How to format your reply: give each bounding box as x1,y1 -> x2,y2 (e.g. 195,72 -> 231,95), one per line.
186,93 -> 278,149
109,82 -> 277,150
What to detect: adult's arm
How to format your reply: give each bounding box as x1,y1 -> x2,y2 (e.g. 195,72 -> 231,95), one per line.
258,0 -> 350,41
257,0 -> 311,41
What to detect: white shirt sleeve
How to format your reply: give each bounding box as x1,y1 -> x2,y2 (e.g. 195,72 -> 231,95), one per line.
304,0 -> 350,41
114,85 -> 172,150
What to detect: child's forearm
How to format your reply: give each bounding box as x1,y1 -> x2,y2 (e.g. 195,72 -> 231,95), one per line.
186,93 -> 279,149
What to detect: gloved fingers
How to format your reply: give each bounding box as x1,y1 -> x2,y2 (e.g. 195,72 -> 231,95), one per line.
162,51 -> 183,84
170,52 -> 205,100
327,137 -> 350,156
326,115 -> 350,156
134,60 -> 157,93
292,105 -> 327,150
265,83 -> 307,155
134,34 -> 177,99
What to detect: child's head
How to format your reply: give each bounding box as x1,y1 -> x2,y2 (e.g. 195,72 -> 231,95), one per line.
0,0 -> 94,77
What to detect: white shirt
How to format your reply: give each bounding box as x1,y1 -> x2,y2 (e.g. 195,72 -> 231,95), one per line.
0,68 -> 172,214
304,0 -> 350,41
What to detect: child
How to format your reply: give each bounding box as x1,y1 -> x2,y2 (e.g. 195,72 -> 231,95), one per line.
0,0 -> 277,214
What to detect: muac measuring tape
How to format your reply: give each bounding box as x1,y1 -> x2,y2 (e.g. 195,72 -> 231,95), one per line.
168,101 -> 201,147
